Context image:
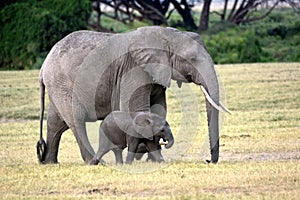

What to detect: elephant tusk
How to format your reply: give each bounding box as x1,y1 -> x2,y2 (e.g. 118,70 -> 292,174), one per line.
200,85 -> 224,112
159,138 -> 168,145
219,101 -> 233,115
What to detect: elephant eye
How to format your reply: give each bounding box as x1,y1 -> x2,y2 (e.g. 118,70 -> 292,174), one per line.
186,74 -> 192,82
160,129 -> 164,132
191,57 -> 197,63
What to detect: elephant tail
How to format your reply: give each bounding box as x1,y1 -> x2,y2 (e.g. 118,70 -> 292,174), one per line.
36,77 -> 46,163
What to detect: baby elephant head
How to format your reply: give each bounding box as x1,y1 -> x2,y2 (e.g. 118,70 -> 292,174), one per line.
133,112 -> 174,148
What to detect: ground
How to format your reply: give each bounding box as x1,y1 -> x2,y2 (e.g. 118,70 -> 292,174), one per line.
0,63 -> 299,199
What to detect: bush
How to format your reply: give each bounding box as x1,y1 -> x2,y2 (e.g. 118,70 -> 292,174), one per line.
202,8 -> 300,64
0,0 -> 91,70
239,30 -> 263,63
204,28 -> 264,64
267,25 -> 288,39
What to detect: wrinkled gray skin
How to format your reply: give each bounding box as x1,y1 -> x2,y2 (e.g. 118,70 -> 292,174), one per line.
89,111 -> 174,165
37,26 -> 221,164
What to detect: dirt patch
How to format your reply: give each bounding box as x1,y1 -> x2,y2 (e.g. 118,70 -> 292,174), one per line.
220,151 -> 300,162
82,187 -> 124,196
180,151 -> 300,163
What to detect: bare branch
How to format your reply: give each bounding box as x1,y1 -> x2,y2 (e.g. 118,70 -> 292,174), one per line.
240,0 -> 281,23
228,0 -> 240,21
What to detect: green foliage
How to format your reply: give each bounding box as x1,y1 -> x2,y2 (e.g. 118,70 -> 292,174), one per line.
204,29 -> 263,63
0,0 -> 91,70
1,5 -> 299,69
267,25 -> 288,39
202,9 -> 300,64
239,31 -> 263,63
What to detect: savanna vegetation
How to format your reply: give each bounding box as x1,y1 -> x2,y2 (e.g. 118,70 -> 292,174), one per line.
1,0 -> 300,70
0,63 -> 299,199
0,0 -> 299,199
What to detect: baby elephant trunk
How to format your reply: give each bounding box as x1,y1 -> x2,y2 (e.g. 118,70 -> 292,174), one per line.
163,122 -> 174,149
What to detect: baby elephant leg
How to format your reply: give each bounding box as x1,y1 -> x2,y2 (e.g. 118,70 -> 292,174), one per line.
126,138 -> 139,164
112,148 -> 124,165
89,129 -> 112,165
135,143 -> 148,160
144,141 -> 164,163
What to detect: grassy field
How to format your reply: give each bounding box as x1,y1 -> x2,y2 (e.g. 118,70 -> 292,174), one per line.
0,63 -> 299,199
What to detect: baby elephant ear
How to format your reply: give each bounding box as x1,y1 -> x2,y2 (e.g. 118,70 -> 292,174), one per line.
133,113 -> 154,140
133,113 -> 153,126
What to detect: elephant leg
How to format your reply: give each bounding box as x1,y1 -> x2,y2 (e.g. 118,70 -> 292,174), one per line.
112,148 -> 123,165
135,143 -> 148,160
70,123 -> 95,163
44,104 -> 69,164
150,84 -> 167,118
126,139 -> 139,164
144,141 -> 164,163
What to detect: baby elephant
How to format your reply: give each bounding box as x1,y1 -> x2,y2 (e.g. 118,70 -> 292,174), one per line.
90,111 -> 174,165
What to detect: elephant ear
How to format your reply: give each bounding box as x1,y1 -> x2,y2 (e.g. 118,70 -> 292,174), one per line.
129,27 -> 172,88
133,113 -> 154,140
144,63 -> 172,88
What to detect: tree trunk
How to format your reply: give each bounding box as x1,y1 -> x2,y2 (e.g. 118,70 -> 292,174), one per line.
228,0 -> 239,22
222,0 -> 229,20
169,0 -> 197,30
199,0 -> 212,31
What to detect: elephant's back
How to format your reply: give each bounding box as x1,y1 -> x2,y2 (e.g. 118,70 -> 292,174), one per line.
41,30 -> 114,72
54,31 -> 114,55
41,31 -> 114,86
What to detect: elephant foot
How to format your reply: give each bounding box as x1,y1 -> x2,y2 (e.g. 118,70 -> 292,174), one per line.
205,159 -> 218,164
88,158 -> 106,165
99,159 -> 106,165
41,154 -> 59,164
134,153 -> 144,160
88,159 -> 99,165
41,160 -> 59,165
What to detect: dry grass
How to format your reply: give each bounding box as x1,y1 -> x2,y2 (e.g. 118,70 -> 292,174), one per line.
0,63 -> 299,199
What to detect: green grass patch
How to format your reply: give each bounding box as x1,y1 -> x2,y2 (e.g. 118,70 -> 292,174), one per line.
0,63 -> 299,199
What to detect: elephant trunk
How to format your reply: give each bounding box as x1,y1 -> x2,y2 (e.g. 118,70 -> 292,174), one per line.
206,95 -> 220,163
164,122 -> 174,149
194,61 -> 220,163
165,132 -> 174,149
202,83 -> 220,163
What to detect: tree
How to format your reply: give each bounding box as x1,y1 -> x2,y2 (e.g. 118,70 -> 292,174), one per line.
220,0 -> 300,25
199,0 -> 212,30
199,0 -> 300,30
91,0 -> 170,31
169,0 -> 197,30
91,0 -> 198,31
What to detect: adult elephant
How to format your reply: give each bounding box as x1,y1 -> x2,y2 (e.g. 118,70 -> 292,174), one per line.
37,26 -> 231,164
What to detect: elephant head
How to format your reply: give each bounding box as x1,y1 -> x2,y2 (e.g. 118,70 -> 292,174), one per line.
129,27 -> 231,163
132,112 -> 174,149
